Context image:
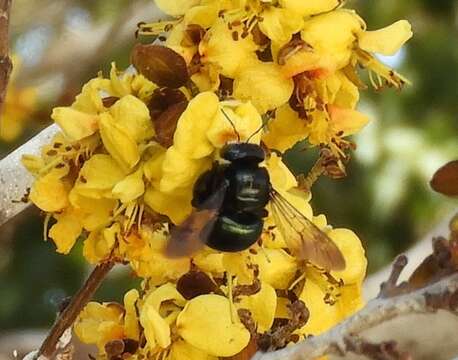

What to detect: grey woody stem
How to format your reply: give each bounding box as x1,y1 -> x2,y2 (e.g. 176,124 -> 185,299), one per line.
37,261 -> 115,359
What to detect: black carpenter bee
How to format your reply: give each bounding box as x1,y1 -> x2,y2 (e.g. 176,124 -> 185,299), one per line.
166,111 -> 346,271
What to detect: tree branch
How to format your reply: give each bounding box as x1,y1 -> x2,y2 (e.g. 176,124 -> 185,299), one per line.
0,0 -> 12,119
37,260 -> 115,359
252,272 -> 458,360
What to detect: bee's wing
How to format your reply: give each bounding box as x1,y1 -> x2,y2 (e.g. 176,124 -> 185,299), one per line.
165,181 -> 229,258
269,188 -> 346,271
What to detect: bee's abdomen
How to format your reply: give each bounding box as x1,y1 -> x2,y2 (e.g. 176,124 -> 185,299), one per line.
206,211 -> 263,252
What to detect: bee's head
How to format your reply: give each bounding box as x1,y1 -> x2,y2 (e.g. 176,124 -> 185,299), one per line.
221,143 -> 265,163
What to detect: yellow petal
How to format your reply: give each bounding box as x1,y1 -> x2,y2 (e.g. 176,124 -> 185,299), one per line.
298,279 -> 340,335
69,191 -> 116,231
74,154 -> 126,198
263,105 -> 308,152
223,252 -> 255,285
51,107 -> 98,141
144,282 -> 187,310
21,155 -> 44,175
192,249 -> 225,276
155,0 -> 200,16
265,153 -> 297,192
144,187 -> 193,225
177,295 -> 250,356
170,339 -> 218,360
338,283 -> 364,319
200,18 -> 258,78
279,0 -> 339,17
48,207 -> 83,254
140,306 -> 171,348
143,146 -> 166,187
173,92 -> 219,159
160,146 -> 212,193
123,289 -> 140,340
253,249 -> 298,289
329,228 -> 367,285
130,229 -> 190,283
328,105 -> 369,136
184,3 -> 220,28
29,169 -> 70,212
299,10 -> 365,71
237,282 -> 277,332
109,95 -> 154,142
112,167 -> 145,203
358,20 -> 413,56
99,112 -> 140,171
259,7 -> 304,46
83,224 -> 119,264
72,78 -> 109,114
130,74 -> 158,103
207,103 -> 263,148
233,61 -> 294,114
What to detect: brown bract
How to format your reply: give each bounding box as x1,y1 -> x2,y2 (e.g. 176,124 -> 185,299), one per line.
430,160 -> 458,197
131,44 -> 189,88
176,270 -> 221,300
148,87 -> 188,148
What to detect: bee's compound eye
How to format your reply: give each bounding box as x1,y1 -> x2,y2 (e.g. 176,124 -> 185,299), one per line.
206,212 -> 263,252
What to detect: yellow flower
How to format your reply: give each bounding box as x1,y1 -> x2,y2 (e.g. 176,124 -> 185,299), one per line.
74,302 -> 124,352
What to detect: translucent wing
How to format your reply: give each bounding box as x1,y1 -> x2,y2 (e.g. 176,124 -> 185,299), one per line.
269,189 -> 346,271
165,181 -> 228,258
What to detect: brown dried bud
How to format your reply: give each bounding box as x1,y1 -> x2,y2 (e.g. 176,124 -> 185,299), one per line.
155,101 -> 188,148
102,96 -> 120,108
131,44 -> 189,88
182,24 -> 206,47
148,87 -> 188,147
177,270 -> 221,300
105,339 -> 124,358
430,160 -> 458,197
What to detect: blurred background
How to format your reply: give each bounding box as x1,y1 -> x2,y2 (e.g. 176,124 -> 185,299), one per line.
0,0 -> 457,357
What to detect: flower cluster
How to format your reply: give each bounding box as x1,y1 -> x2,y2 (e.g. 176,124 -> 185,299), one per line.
22,0 -> 412,358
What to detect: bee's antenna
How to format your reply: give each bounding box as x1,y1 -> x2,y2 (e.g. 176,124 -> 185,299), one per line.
221,108 -> 241,143
246,112 -> 274,143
